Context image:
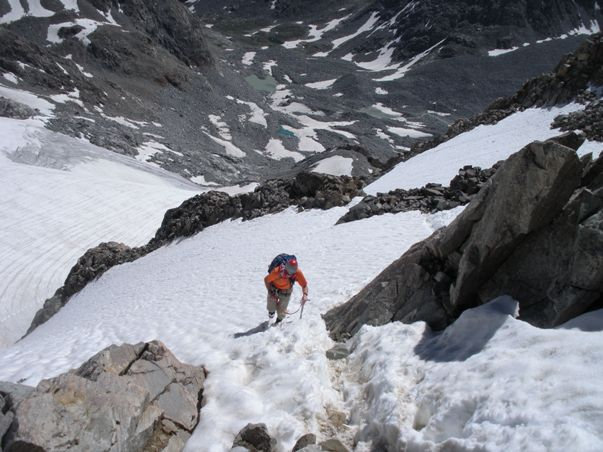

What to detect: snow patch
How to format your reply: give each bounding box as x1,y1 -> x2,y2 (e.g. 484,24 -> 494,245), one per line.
0,85 -> 54,117
305,78 -> 337,90
242,52 -> 256,66
329,12 -> 380,53
374,39 -> 445,82
388,126 -> 431,139
488,46 -> 520,57
311,156 -> 354,176
282,14 -> 352,49
265,138 -> 304,161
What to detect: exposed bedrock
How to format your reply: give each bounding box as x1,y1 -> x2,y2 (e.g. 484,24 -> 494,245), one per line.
0,340 -> 206,452
325,137 -> 603,340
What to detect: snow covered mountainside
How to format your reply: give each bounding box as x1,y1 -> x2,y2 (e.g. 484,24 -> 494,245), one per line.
1,85 -> 602,450
0,114 -> 201,346
0,0 -> 600,185
1,2 -> 603,452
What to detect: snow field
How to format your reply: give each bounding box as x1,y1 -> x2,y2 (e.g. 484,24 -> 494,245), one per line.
344,297 -> 603,451
0,206 -> 452,451
0,118 -> 200,346
366,105 -> 603,194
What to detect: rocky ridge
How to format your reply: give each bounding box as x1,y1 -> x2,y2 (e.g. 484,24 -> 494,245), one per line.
336,164 -> 500,224
552,98 -> 603,141
0,340 -> 206,452
325,136 -> 603,340
27,172 -> 366,335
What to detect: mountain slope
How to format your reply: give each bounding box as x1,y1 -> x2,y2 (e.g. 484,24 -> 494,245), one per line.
0,0 -> 600,185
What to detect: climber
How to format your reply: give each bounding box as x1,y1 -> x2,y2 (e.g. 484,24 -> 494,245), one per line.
265,254 -> 308,324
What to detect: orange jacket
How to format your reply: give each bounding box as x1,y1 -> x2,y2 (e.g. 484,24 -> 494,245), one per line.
265,266 -> 307,291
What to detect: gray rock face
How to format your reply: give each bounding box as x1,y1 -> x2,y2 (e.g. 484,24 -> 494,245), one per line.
292,433 -> 317,451
232,423 -> 276,452
325,344 -> 350,361
318,439 -> 349,452
2,340 -> 206,452
325,139 -> 602,340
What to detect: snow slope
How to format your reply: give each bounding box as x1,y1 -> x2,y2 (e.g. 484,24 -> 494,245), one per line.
0,117 -> 200,347
366,105 -> 603,194
0,206 -> 456,450
0,201 -> 601,451
344,297 -> 603,451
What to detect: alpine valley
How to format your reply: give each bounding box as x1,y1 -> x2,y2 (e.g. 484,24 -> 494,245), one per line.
0,1 -> 602,451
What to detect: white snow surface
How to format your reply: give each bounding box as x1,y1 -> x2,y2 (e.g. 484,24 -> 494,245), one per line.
311,156 -> 354,176
488,46 -> 520,56
242,51 -> 256,66
305,79 -> 338,90
0,85 -> 54,116
345,297 -> 603,451
0,118 -> 200,347
0,0 -> 52,23
0,206 -> 458,451
265,137 -> 304,162
366,104 -> 600,194
1,91 -> 603,451
1,200 -> 601,451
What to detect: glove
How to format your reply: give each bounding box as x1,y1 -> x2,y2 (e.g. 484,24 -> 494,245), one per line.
301,293 -> 308,304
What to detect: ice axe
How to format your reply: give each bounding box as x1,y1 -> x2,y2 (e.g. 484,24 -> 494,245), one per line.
300,298 -> 309,319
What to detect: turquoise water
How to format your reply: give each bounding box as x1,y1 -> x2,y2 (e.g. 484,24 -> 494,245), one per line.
277,126 -> 296,138
245,74 -> 278,93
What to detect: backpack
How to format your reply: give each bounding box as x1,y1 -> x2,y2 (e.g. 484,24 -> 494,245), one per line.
268,253 -> 297,282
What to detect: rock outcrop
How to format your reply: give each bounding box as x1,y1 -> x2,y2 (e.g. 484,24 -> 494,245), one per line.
1,341 -> 206,452
337,164 -> 499,224
232,423 -> 276,451
325,138 -> 602,340
151,172 -> 365,246
552,99 -> 603,141
0,97 -> 36,119
27,172 -> 365,335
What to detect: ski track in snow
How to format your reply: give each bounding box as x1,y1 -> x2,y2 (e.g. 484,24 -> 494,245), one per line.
0,118 -> 200,347
0,206 -> 455,450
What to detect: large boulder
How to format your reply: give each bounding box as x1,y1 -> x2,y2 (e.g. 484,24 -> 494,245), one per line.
2,341 -> 206,452
325,139 -> 601,340
232,423 -> 276,452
